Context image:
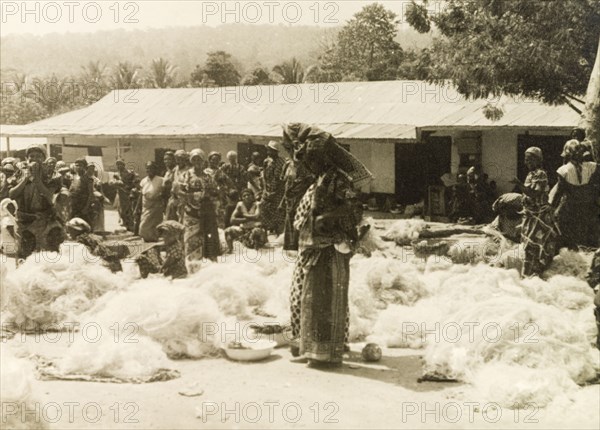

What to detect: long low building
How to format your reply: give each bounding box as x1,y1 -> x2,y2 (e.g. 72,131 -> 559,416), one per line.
0,81 -> 581,203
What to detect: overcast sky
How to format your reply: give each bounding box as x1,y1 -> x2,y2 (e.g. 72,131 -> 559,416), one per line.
0,1 -> 435,36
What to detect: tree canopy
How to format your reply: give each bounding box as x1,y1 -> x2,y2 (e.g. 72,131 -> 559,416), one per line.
319,3 -> 404,81
405,0 -> 600,111
191,51 -> 241,87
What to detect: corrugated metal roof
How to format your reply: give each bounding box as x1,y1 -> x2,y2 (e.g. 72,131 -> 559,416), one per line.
0,81 -> 581,140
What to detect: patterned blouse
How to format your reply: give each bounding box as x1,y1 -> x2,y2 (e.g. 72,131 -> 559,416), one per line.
294,168 -> 363,249
523,168 -> 549,210
180,168 -> 219,212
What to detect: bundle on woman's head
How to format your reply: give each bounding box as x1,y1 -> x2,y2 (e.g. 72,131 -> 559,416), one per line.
282,123 -> 373,187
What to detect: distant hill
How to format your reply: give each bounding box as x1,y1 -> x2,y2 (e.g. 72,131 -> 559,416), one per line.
0,24 -> 434,79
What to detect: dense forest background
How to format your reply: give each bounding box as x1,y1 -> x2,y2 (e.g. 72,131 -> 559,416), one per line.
1,24 -> 434,77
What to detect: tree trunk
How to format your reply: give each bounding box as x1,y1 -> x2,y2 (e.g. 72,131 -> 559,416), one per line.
579,35 -> 600,160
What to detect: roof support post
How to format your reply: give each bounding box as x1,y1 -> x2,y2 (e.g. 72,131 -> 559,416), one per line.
116,138 -> 121,159
6,137 -> 10,157
61,137 -> 65,160
46,140 -> 51,158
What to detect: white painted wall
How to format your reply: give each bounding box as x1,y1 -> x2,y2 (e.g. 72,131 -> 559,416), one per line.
340,140 -> 395,194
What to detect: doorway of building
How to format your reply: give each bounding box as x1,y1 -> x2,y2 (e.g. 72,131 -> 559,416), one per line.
395,136 -> 452,204
517,134 -> 569,186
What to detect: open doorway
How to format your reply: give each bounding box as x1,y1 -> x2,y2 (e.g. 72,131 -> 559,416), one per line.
517,134 -> 569,186
395,136 -> 451,204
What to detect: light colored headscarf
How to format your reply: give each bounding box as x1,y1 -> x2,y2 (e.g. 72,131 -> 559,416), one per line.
525,146 -> 543,161
189,148 -> 207,162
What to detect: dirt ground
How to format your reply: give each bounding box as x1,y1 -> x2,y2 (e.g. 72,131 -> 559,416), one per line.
2,209 -> 599,430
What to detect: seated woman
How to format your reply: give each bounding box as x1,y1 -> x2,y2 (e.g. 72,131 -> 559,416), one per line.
65,217 -> 122,273
224,189 -> 267,252
135,220 -> 188,279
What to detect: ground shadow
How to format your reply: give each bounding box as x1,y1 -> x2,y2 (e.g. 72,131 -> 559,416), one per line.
310,351 -> 461,392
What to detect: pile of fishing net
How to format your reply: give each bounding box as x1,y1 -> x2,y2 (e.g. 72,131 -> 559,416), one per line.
544,248 -> 593,280
183,254 -> 293,321
41,334 -> 176,383
2,243 -> 128,330
365,260 -> 598,408
382,219 -> 426,245
1,347 -> 48,429
363,257 -> 428,307
79,281 -> 225,359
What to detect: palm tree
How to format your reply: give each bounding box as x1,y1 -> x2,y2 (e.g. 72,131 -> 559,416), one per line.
80,61 -> 107,85
272,58 -> 305,84
148,58 -> 178,88
11,72 -> 28,92
111,62 -> 141,90
30,75 -> 76,114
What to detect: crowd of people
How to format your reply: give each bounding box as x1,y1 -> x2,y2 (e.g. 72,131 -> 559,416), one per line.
1,124 -> 599,365
0,147 -> 108,257
0,142 -> 293,261
487,130 -> 600,277
0,124 -> 374,367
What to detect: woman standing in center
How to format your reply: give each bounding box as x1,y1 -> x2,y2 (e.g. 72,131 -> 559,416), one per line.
290,126 -> 372,367
180,149 -> 221,264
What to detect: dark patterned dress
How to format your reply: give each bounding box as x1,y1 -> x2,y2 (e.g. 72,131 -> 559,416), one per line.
281,160 -> 314,250
260,156 -> 286,233
76,233 -> 122,273
112,168 -> 139,232
520,168 -> 558,277
291,168 -> 363,363
136,241 -> 187,279
180,168 -> 221,262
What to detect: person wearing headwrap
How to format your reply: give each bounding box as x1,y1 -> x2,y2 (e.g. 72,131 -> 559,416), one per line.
135,220 -> 188,279
138,161 -> 166,242
551,140 -> 600,248
287,124 -> 372,366
205,151 -> 235,228
281,125 -> 318,250
180,149 -> 221,263
0,158 -> 18,201
510,146 -> 559,277
109,159 -> 139,232
260,141 -> 286,234
55,161 -> 73,189
66,217 -> 122,273
220,151 -> 247,193
224,188 -> 267,252
165,150 -> 190,222
490,192 -> 524,243
9,145 -> 64,257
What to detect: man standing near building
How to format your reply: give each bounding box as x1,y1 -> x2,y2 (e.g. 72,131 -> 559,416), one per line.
9,145 -> 64,258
